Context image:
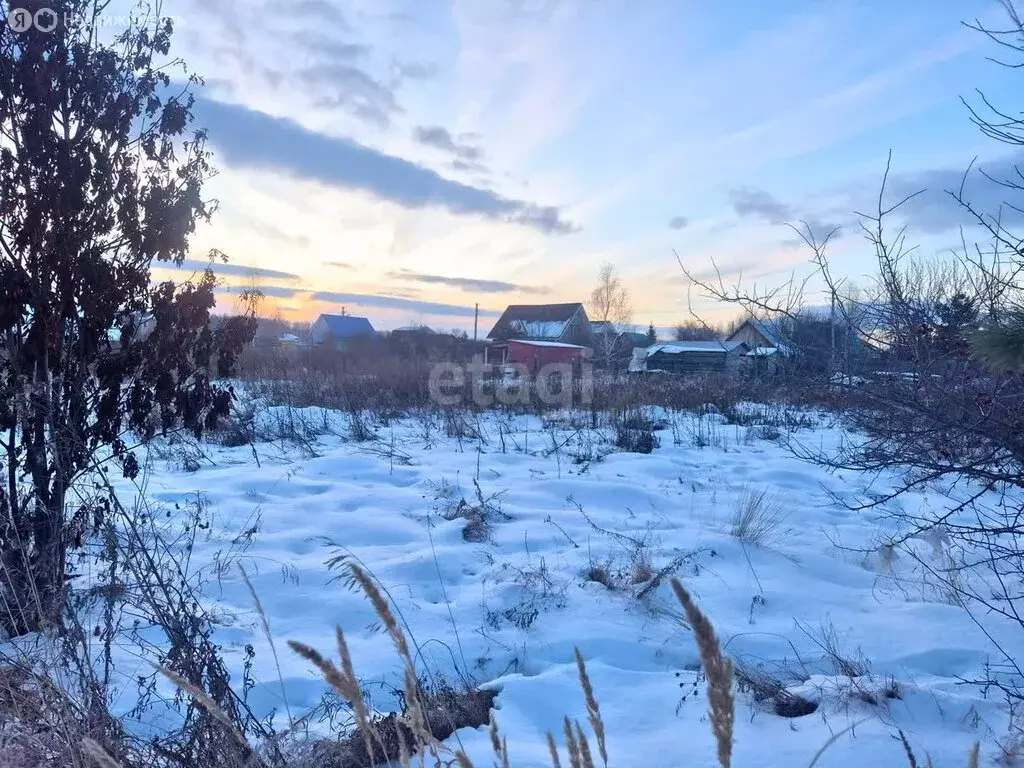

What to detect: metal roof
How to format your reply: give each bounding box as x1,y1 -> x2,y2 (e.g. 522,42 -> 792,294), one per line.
647,340 -> 748,355
315,314 -> 375,337
487,303 -> 585,340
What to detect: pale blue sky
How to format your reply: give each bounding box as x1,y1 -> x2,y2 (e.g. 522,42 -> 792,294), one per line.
151,0 -> 1021,329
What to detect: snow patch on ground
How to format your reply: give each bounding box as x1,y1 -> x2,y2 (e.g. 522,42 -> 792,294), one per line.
96,406 -> 1021,766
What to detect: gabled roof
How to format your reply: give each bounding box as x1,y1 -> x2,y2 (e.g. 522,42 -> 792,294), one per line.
315,314 -> 375,337
728,317 -> 792,354
488,302 -> 585,340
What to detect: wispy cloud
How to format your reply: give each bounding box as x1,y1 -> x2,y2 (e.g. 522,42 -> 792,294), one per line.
414,126 -> 484,163
387,269 -> 549,294
179,0 -> 400,126
217,284 -> 302,299
668,215 -> 689,230
161,258 -> 301,281
882,151 -> 1024,234
193,94 -> 578,235
729,187 -> 794,225
311,291 -> 500,318
729,187 -> 845,242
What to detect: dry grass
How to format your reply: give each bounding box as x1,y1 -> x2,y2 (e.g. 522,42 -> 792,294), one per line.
730,487 -> 789,547
74,572 -> 985,768
672,580 -> 734,768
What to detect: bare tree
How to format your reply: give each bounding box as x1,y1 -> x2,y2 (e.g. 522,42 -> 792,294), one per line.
589,262 -> 633,368
680,0 -> 1024,713
673,321 -> 723,341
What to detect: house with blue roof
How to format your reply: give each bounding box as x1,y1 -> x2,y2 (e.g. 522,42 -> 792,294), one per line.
309,313 -> 376,350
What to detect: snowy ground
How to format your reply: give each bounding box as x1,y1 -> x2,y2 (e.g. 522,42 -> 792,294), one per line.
98,403 -> 1022,767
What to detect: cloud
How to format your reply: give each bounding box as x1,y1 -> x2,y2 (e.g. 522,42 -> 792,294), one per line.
180,0 -> 397,125
192,94 -> 578,235
326,261 -> 355,269
217,284 -> 302,299
299,64 -> 399,126
414,126 -> 483,162
415,126 -> 489,175
311,291 -> 501,318
388,269 -> 550,294
882,152 -> 1024,234
292,33 -> 370,62
668,215 -> 689,230
729,187 -> 845,241
729,187 -> 794,225
162,258 -> 301,281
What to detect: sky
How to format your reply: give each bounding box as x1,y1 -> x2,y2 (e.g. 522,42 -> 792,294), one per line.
143,0 -> 1023,332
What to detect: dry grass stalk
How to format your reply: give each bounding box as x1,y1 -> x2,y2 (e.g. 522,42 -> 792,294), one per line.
564,716 -> 583,768
349,564 -> 411,661
352,563 -> 439,760
81,737 -> 122,768
967,742 -> 980,768
397,726 -> 412,768
574,649 -> 607,767
287,640 -> 349,698
402,666 -> 430,743
490,712 -> 510,768
336,626 -> 376,763
574,721 -> 596,768
239,564 -> 291,723
547,732 -> 563,768
671,578 -> 734,768
731,487 -> 787,546
288,635 -> 380,764
156,666 -> 252,748
898,730 -> 919,768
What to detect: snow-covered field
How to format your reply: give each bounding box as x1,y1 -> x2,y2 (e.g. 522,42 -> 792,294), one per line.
104,403 -> 1021,767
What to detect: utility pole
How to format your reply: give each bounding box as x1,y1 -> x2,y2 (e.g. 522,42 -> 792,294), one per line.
473,303 -> 479,341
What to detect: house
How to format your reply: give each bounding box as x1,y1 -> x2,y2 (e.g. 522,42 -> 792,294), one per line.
488,302 -> 591,345
309,314 -> 375,349
496,339 -> 590,374
726,317 -> 792,357
636,340 -> 750,375
726,317 -> 794,376
485,302 -> 592,365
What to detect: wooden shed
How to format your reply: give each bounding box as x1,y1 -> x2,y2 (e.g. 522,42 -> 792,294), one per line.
488,339 -> 589,373
643,340 -> 749,375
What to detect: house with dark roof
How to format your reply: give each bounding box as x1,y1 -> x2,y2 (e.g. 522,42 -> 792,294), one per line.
485,302 -> 592,367
726,317 -> 793,357
309,314 -> 376,350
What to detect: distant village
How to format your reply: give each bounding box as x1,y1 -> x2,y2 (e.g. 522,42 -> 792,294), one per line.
255,299 -> 825,379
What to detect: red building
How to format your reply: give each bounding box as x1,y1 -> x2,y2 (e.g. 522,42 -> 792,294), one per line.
492,338 -> 590,373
